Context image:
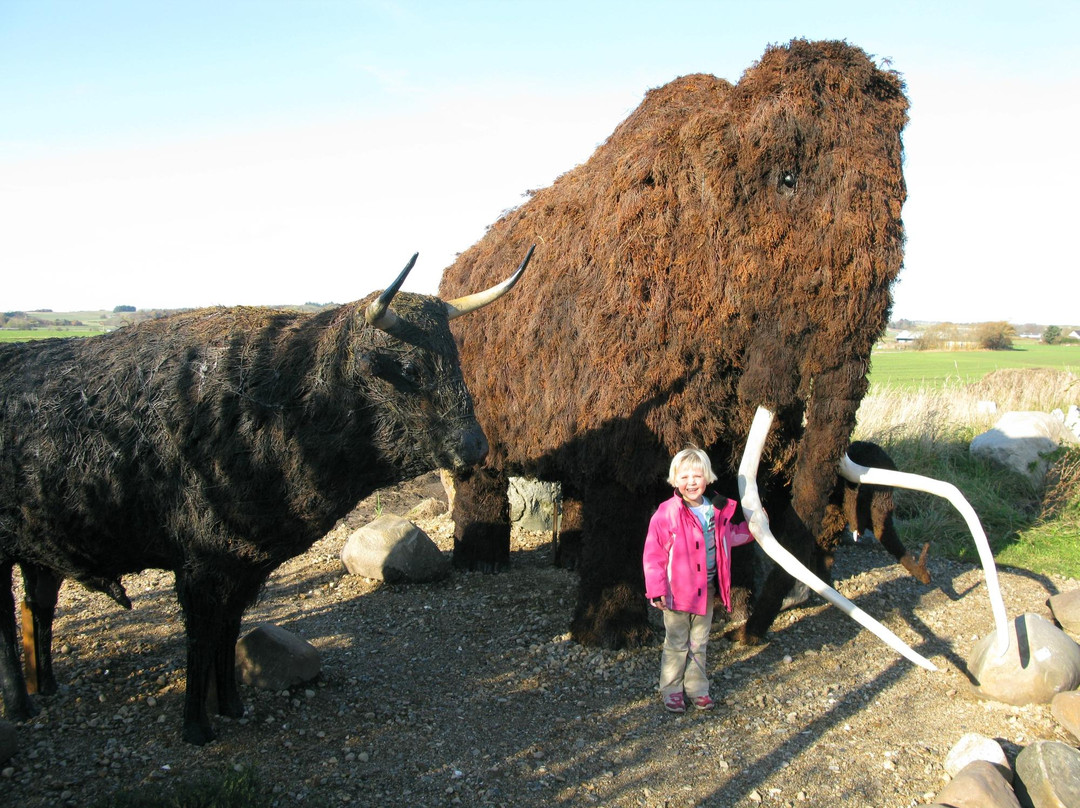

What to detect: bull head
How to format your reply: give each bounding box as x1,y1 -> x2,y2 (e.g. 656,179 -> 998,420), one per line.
739,406 -> 1011,670
365,245 -> 535,331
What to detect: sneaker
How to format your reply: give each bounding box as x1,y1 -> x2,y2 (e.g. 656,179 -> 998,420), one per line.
691,694 -> 715,710
662,692 -> 686,713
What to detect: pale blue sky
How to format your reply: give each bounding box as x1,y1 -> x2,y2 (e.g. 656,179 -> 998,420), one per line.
2,0 -> 1077,324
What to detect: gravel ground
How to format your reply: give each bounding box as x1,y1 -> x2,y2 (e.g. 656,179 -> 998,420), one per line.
3,471 -> 1077,808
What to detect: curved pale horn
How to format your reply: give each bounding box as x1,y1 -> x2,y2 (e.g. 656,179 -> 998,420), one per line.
444,244 -> 535,320
365,253 -> 419,331
739,406 -> 939,671
839,454 -> 1010,657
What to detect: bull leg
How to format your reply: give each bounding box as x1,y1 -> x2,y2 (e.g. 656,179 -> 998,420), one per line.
175,569 -> 227,745
21,564 -> 62,695
212,585 -> 256,720
569,483 -> 653,649
451,466 -> 510,572
0,562 -> 36,720
872,491 -> 931,584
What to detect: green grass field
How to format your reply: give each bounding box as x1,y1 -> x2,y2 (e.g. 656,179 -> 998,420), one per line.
0,326 -> 107,342
869,342 -> 1080,389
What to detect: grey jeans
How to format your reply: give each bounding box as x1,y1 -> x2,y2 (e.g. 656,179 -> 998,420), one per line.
658,598 -> 715,698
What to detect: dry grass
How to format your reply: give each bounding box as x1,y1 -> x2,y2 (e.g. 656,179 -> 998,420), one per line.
855,368 -> 1080,445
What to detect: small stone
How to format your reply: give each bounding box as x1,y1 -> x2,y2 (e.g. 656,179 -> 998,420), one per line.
1014,740 -> 1080,808
235,623 -> 321,691
1050,691 -> 1080,742
932,760 -> 1020,808
944,733 -> 1012,781
1048,589 -> 1080,636
968,613 -> 1080,705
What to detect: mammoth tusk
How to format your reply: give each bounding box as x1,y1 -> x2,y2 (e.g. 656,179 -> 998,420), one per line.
444,245 -> 535,320
738,406 -> 939,671
365,252 -> 419,331
839,453 -> 1009,658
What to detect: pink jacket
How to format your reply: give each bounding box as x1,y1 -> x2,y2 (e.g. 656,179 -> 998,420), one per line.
642,492 -> 754,615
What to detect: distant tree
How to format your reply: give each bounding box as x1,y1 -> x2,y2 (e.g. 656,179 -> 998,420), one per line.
113,305 -> 136,313
913,322 -> 959,350
975,321 -> 1016,351
1042,325 -> 1062,345
889,317 -> 914,330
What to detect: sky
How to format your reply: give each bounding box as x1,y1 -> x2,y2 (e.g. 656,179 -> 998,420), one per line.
2,1 -> 1077,325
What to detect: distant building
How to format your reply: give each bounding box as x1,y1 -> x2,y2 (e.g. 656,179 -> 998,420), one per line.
894,330 -> 919,342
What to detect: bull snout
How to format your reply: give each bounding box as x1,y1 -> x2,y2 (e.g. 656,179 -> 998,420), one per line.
451,423 -> 489,469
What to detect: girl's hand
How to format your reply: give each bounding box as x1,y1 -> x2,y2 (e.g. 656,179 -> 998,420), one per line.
649,597 -> 665,610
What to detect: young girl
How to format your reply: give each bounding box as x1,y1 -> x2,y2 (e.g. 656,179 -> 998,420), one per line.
642,447 -> 753,713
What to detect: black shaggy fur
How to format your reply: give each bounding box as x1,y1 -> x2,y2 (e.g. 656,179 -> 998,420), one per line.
439,40 -> 909,648
1,284 -> 490,744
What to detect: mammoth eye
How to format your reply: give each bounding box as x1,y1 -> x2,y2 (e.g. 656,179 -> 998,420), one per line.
778,170 -> 797,195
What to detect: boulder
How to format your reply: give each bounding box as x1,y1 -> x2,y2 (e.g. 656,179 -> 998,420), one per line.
968,613 -> 1080,706
970,412 -> 1077,484
0,719 -> 16,765
1014,741 -> 1080,808
235,623 -> 321,691
1050,691 -> 1080,743
1048,589 -> 1080,636
340,514 -> 449,582
508,476 -> 561,532
932,760 -> 1020,808
944,733 -> 1012,781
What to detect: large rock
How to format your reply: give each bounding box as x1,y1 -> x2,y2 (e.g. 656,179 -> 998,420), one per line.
968,613 -> 1080,706
1014,741 -> 1080,808
970,412 -> 1077,484
931,760 -> 1020,808
235,623 -> 321,691
339,514 -> 449,582
945,733 -> 1012,781
0,719 -> 16,765
508,476 -> 561,532
1048,589 -> 1080,636
1050,691 -> 1080,743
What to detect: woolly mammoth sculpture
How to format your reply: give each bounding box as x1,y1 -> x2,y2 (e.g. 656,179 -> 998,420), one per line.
439,40 -> 1005,657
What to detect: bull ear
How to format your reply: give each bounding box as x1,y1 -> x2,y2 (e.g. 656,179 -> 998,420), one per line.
444,245 -> 534,320
365,253 -> 418,331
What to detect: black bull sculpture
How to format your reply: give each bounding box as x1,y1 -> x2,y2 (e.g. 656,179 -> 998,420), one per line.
0,248 -> 531,744
438,39 -> 1007,659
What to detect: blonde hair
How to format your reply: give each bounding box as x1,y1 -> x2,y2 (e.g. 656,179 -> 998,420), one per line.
667,446 -> 717,487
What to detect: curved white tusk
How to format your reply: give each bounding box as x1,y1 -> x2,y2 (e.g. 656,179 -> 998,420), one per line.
839,454 -> 1010,658
739,406 -> 939,671
444,245 -> 535,320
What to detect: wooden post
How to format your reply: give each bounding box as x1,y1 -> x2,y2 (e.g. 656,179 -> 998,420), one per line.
21,600 -> 39,695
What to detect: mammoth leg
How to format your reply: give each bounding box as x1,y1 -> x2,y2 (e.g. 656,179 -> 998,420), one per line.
20,564 -> 62,696
569,482 -> 653,649
451,465 -> 510,573
736,502 -> 817,644
553,496 -> 584,570
0,561 -> 37,720
741,407 -> 938,671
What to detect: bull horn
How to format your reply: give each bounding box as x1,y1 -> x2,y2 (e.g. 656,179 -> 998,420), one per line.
839,452 -> 1010,657
365,252 -> 419,331
444,245 -> 535,320
738,406 -> 939,671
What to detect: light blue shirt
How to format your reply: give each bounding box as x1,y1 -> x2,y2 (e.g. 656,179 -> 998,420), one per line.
689,500 -> 717,584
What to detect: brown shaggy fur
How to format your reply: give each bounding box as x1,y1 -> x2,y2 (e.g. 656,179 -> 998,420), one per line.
439,40 -> 908,648
1,284 -> 490,743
